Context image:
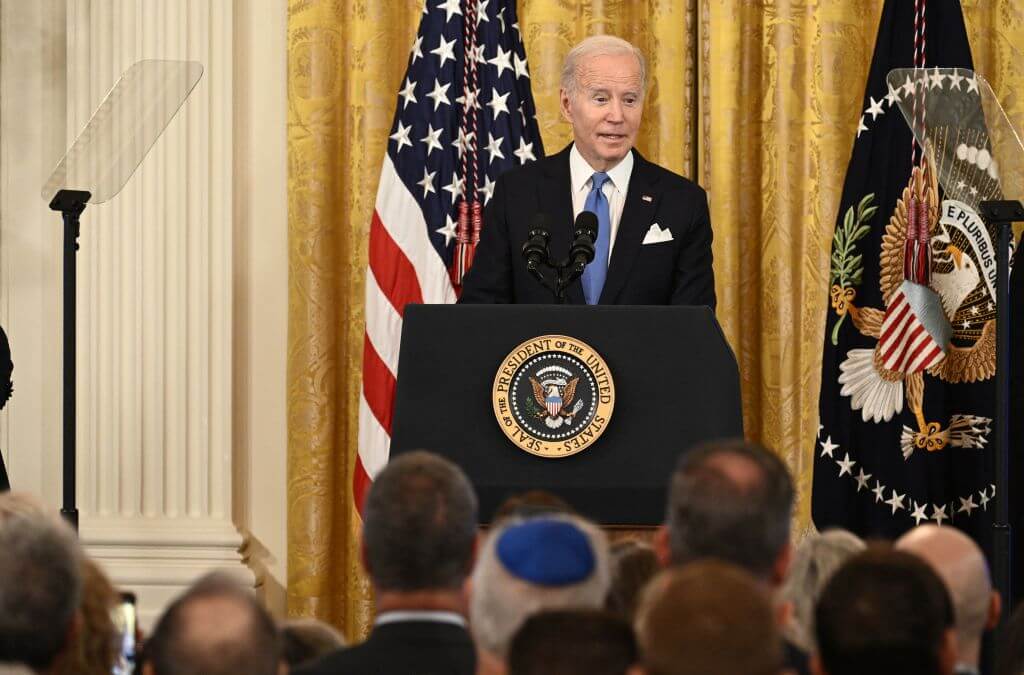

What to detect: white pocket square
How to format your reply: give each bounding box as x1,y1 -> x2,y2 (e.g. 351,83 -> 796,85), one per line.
642,223 -> 674,245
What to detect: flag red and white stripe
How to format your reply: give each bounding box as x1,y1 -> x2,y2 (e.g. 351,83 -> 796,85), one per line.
357,159 -> 456,509
878,282 -> 946,374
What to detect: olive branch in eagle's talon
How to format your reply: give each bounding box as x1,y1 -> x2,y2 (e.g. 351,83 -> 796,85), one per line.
830,193 -> 877,345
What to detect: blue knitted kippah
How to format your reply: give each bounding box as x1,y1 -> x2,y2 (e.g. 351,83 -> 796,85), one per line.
495,519 -> 595,586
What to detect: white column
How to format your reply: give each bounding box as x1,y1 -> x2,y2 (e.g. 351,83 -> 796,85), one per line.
0,0 -> 67,508
64,0 -> 249,628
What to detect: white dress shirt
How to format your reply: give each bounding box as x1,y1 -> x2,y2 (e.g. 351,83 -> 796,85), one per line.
569,144 -> 634,257
374,610 -> 467,628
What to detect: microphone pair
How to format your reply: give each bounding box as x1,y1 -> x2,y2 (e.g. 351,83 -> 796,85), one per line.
521,211 -> 599,272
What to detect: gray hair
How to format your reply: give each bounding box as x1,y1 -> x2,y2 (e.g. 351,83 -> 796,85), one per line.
666,439 -> 795,580
0,502 -> 83,671
144,572 -> 281,675
469,513 -> 611,658
560,35 -> 646,100
362,450 -> 478,591
778,529 -> 866,651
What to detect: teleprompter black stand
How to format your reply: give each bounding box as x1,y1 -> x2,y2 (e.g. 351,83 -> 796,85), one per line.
978,199 -> 1021,619
389,304 -> 743,524
49,189 -> 91,531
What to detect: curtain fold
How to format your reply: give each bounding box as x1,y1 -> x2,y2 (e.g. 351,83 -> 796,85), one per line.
286,0 -> 1024,635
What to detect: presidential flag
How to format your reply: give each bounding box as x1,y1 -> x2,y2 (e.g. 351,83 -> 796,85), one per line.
356,0 -> 544,509
812,0 -> 1000,548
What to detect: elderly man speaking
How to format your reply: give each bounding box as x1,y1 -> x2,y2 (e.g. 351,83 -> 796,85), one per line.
460,35 -> 715,307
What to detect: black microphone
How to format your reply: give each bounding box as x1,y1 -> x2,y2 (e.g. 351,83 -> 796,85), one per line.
568,211 -> 598,273
521,213 -> 551,270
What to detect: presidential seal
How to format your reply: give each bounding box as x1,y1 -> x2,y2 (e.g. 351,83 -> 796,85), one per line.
492,335 -> 614,458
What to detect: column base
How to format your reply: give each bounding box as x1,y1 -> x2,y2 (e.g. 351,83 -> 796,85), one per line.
81,515 -> 253,628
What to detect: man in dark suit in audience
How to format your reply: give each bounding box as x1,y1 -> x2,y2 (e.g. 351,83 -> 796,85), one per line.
297,451 -> 478,675
143,572 -> 284,675
656,439 -> 808,675
813,548 -> 956,675
632,561 -> 785,675
459,35 -> 715,308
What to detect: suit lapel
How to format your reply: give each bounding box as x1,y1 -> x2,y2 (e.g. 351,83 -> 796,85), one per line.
599,150 -> 660,304
539,145 -> 585,304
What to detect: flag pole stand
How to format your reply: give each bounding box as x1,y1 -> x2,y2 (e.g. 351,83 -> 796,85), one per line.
978,199 -> 1021,631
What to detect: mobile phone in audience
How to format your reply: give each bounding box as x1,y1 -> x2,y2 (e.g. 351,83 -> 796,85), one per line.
112,591 -> 137,675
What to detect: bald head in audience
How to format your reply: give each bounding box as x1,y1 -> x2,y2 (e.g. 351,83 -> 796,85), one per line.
633,561 -> 784,675
897,525 -> 1000,672
143,572 -> 284,675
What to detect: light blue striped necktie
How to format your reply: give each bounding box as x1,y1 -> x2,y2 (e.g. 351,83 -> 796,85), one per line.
581,172 -> 611,305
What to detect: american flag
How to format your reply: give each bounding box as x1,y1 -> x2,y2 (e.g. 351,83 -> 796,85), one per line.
356,0 -> 545,509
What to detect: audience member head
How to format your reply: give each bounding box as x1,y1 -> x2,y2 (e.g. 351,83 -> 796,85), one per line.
813,547 -> 956,675
995,601 -> 1024,675
0,490 -> 48,521
0,493 -> 83,673
896,524 -> 1000,669
470,514 -> 611,660
492,490 -> 575,523
507,609 -> 637,675
605,539 -> 659,622
778,528 -> 865,651
633,560 -> 783,675
56,558 -> 119,675
280,618 -> 346,669
142,572 -> 283,675
662,439 -> 794,585
361,450 -> 478,595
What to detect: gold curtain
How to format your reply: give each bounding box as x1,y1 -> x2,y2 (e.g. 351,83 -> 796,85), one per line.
287,0 -> 1024,637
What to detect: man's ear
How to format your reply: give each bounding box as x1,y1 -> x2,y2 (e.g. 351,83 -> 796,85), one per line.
938,627 -> 958,675
775,599 -> 794,630
466,530 -> 480,573
771,539 -> 793,588
559,89 -> 573,124
653,525 -> 671,568
986,590 -> 1002,630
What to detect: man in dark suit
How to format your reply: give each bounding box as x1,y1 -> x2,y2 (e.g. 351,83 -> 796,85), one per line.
0,324 -> 11,491
813,549 -> 956,675
459,35 -> 715,308
296,451 -> 478,675
655,439 -> 809,675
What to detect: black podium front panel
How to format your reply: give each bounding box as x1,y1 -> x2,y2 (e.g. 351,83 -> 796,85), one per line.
390,304 -> 742,525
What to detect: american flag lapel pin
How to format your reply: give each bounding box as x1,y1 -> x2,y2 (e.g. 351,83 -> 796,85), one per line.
642,194 -> 653,202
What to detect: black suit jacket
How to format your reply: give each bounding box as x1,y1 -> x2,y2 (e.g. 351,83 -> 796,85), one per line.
294,620 -> 476,675
459,144 -> 716,307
